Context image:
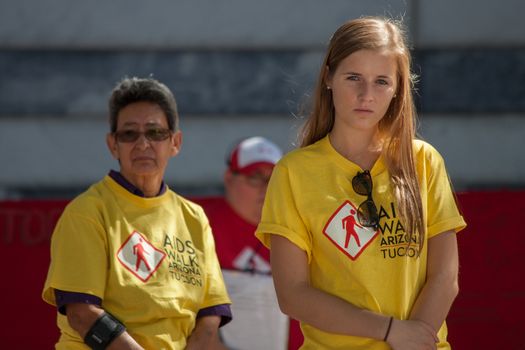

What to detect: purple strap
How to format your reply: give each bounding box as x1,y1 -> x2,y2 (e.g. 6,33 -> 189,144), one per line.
54,289 -> 102,315
55,289 -> 232,325
197,304 -> 233,327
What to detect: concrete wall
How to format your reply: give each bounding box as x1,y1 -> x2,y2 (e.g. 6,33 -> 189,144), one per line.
416,0 -> 525,47
1,0 -> 524,198
0,0 -> 407,49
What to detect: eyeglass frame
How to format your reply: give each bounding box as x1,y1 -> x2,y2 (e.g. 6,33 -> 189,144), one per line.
351,170 -> 380,229
112,128 -> 172,143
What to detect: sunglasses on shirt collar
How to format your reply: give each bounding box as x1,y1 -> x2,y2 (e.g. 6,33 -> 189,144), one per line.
352,170 -> 379,229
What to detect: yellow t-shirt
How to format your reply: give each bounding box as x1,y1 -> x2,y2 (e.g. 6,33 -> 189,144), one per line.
42,176 -> 231,349
256,136 -> 466,350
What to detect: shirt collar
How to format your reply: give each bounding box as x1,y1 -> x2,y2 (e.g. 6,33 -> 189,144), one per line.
108,170 -> 167,197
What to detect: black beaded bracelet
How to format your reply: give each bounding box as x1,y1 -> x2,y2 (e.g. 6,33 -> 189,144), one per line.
383,316 -> 394,341
84,312 -> 126,350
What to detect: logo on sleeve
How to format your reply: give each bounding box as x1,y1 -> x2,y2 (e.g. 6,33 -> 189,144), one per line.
323,201 -> 379,260
117,231 -> 166,282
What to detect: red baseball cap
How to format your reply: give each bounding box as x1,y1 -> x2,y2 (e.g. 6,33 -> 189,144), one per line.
227,137 -> 283,175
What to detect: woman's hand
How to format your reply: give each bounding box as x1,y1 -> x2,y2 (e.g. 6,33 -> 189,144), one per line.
386,319 -> 438,350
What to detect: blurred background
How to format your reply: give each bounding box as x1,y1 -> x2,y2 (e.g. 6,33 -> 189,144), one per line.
1,0 -> 524,348
1,0 -> 524,197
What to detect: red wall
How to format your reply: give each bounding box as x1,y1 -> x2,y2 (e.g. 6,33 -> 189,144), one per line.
1,191 -> 523,348
446,191 -> 525,348
1,200 -> 65,347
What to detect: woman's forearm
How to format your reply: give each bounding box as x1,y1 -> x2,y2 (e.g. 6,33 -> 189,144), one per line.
279,280 -> 391,340
409,230 -> 459,332
271,235 -> 438,347
66,303 -> 143,350
270,235 -> 391,340
409,277 -> 459,331
185,315 -> 223,350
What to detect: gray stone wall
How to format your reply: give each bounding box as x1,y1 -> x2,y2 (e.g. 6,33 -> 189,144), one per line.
1,0 -> 524,198
2,49 -> 524,116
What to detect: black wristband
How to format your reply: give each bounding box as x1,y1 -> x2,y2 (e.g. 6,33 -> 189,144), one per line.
383,316 -> 394,342
84,312 -> 126,350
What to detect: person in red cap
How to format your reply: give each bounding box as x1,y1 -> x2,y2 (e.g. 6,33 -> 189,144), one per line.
195,136 -> 282,274
224,136 -> 283,230
193,136 -> 302,350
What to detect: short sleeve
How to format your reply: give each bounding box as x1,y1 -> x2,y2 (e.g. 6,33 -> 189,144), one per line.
42,204 -> 108,306
255,162 -> 313,262
424,147 -> 467,238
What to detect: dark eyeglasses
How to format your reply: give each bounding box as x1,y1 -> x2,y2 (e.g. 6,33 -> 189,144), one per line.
113,128 -> 172,143
352,170 -> 379,228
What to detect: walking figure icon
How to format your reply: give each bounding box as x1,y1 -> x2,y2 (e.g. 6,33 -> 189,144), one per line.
342,209 -> 363,248
133,238 -> 152,272
323,201 -> 379,260
117,231 -> 166,282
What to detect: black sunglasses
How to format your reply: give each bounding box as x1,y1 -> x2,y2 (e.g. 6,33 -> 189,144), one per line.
113,128 -> 172,143
352,170 -> 379,228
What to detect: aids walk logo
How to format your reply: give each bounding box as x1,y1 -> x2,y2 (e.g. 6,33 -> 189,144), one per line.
323,200 -> 379,260
117,231 -> 166,282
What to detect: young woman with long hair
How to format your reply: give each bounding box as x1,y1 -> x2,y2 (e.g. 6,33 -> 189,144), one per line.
256,17 -> 466,349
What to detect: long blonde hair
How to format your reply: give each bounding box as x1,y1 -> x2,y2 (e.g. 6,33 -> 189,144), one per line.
300,17 -> 425,252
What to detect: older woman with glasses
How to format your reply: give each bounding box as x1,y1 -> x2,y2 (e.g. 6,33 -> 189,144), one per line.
42,77 -> 231,350
255,17 -> 466,350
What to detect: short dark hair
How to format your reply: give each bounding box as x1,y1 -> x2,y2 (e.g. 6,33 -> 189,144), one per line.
108,77 -> 179,132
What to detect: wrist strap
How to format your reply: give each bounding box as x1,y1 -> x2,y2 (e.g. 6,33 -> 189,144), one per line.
383,316 -> 394,341
84,312 -> 126,350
